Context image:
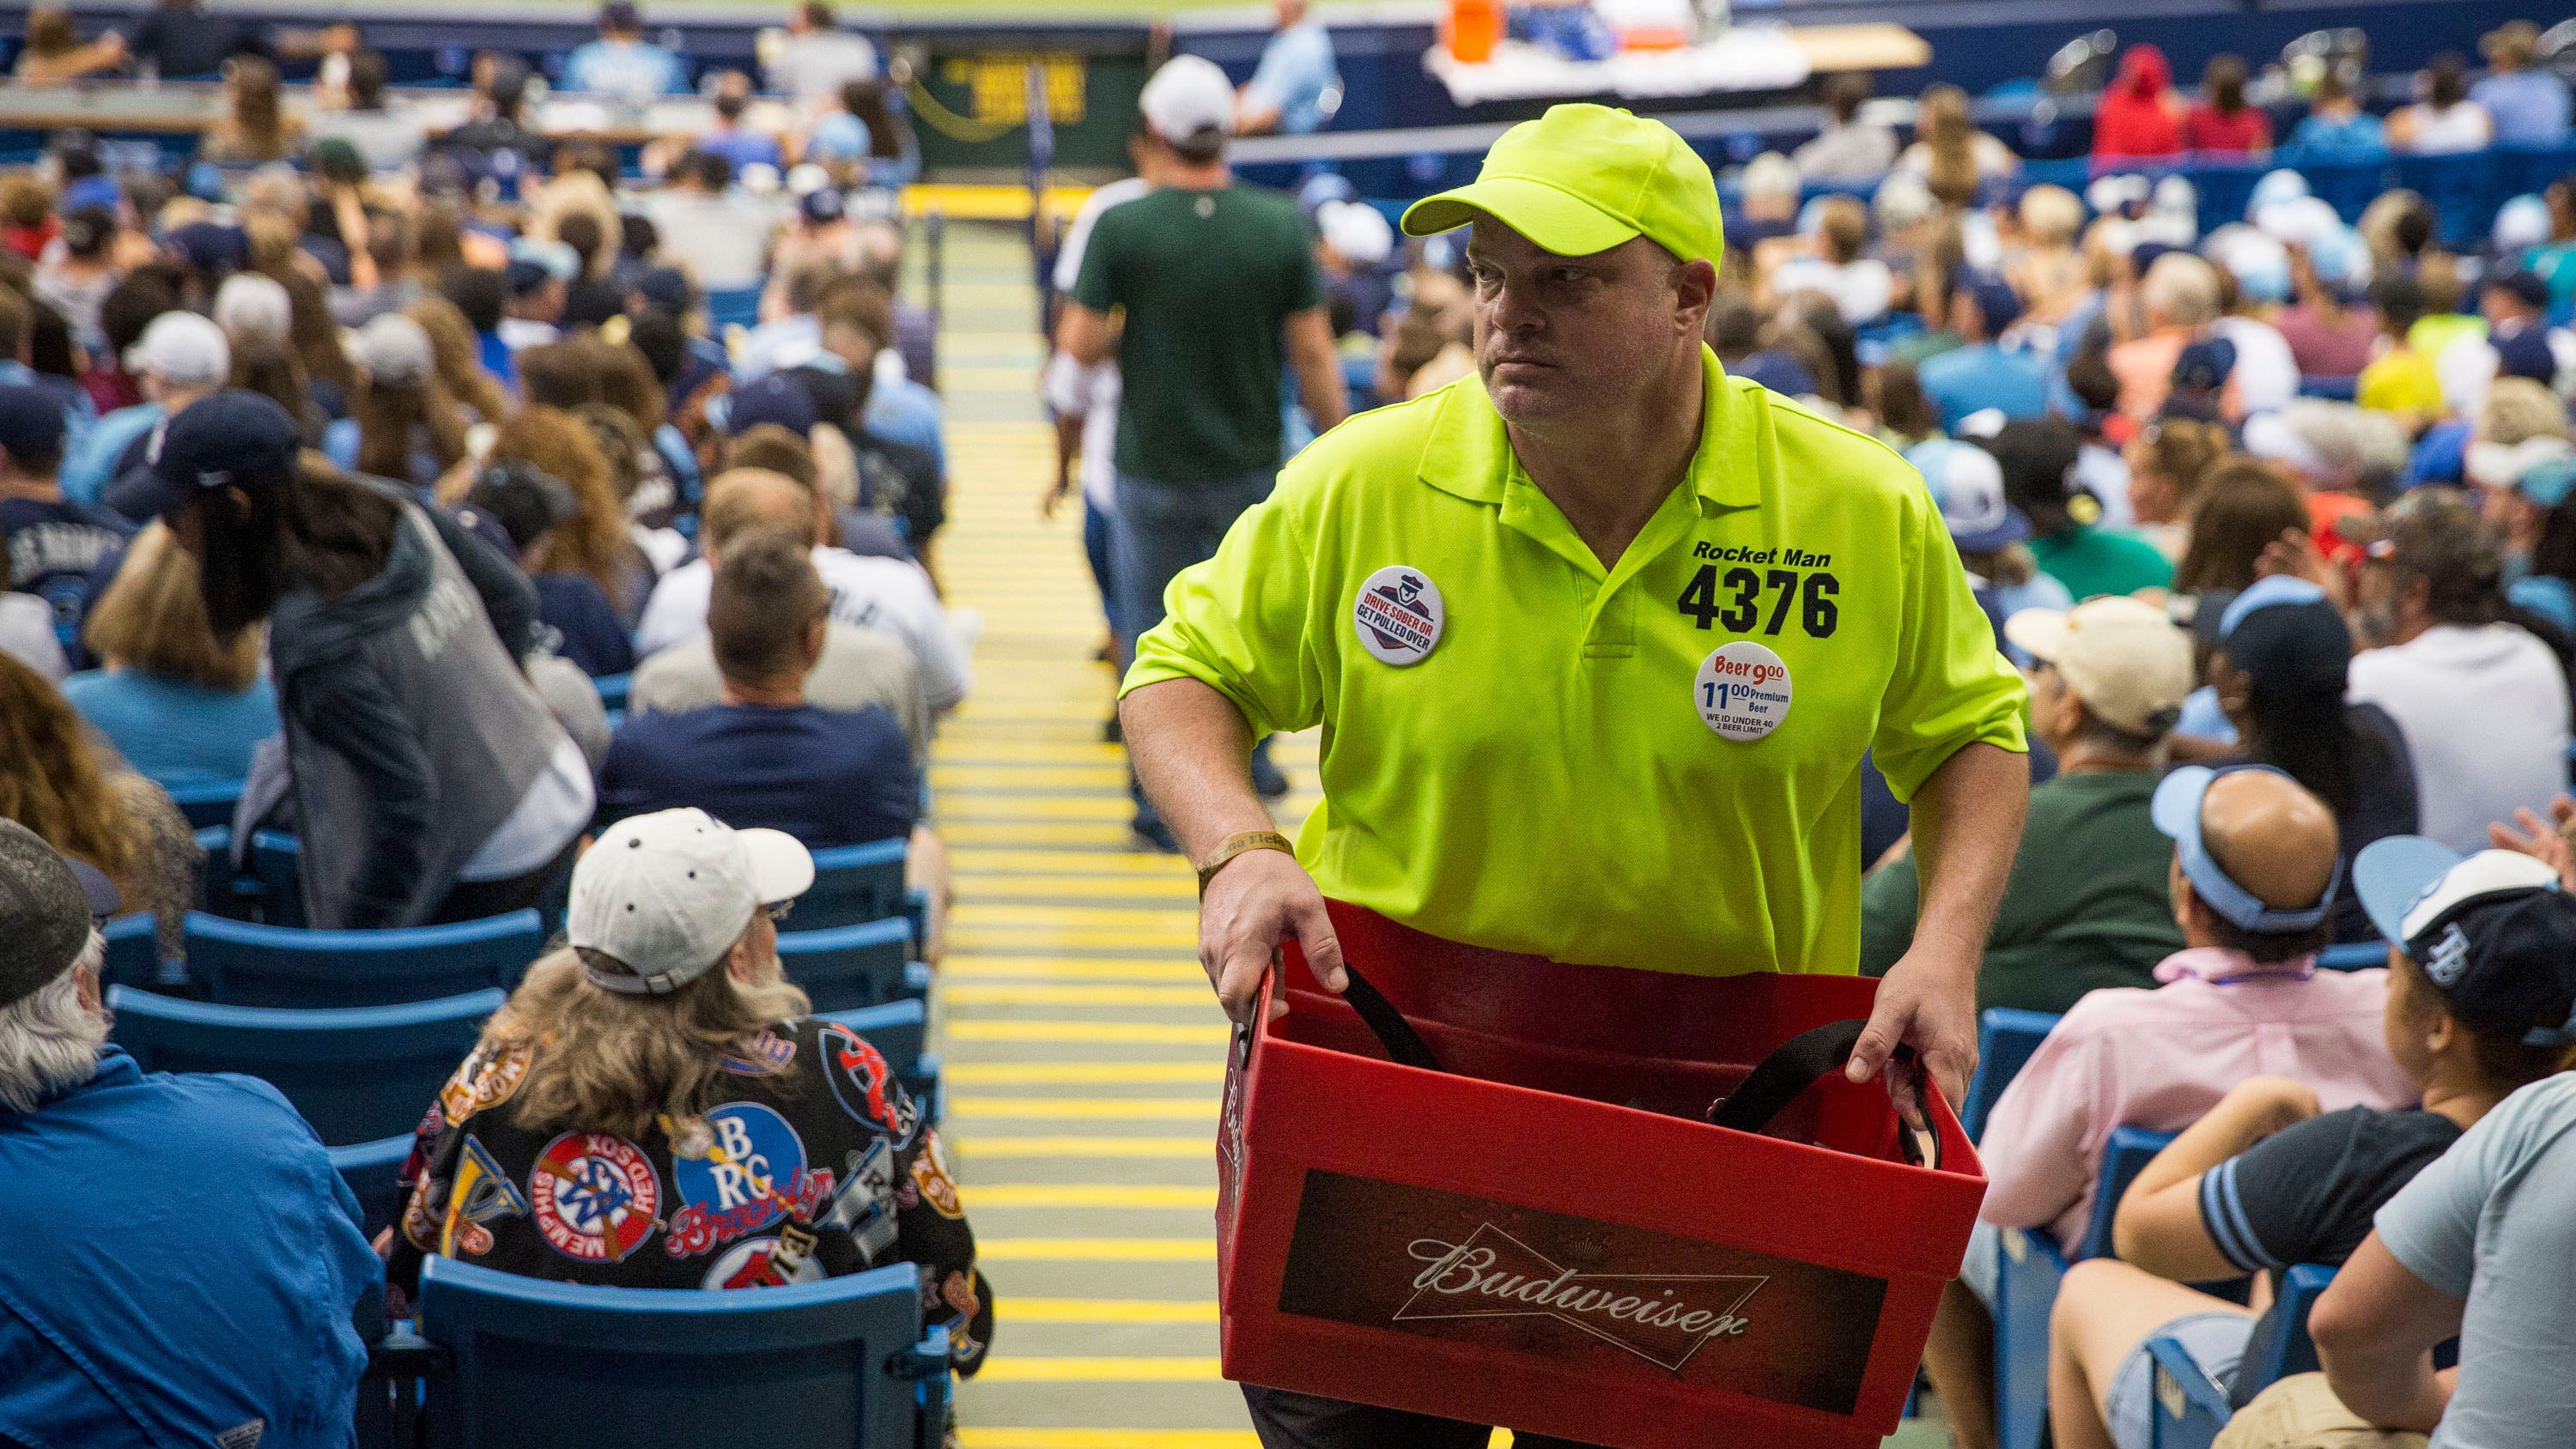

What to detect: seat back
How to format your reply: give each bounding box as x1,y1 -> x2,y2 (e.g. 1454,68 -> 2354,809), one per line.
100,912 -> 161,991
184,909 -> 544,1008
780,917 -> 916,1012
2299,157 -> 2391,222
252,831 -> 306,925
592,671 -> 632,712
2393,151 -> 2498,250
817,998 -> 928,1082
2318,941 -> 2385,971
416,1256 -> 926,1449
108,986 -> 503,1145
1964,1007 -> 2060,1142
704,284 -> 763,335
2247,1262 -> 2339,1388
2186,160 -> 2266,239
797,840 -> 909,931
2145,1332 -> 2230,1449
2081,1125 -> 2179,1259
164,778 -> 246,830
331,1133 -> 416,1242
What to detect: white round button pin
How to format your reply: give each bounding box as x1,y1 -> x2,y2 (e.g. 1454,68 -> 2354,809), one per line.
1695,640 -> 1793,740
1352,566 -> 1444,666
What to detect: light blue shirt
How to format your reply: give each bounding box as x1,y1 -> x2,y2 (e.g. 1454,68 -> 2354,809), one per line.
1245,20 -> 1339,134
2285,110 -> 2388,161
866,373 -> 945,480
1917,343 -> 2052,431
560,39 -> 689,97
60,401 -> 161,509
64,669 -> 281,786
0,361 -> 94,460
2471,70 -> 2573,147
2375,1072 -> 2576,1449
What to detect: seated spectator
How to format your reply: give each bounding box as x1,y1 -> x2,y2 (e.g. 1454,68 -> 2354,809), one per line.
2111,252 -> 2224,422
1918,270 -> 2049,429
561,0 -> 689,97
1792,72 -> 1898,182
2474,270 -> 2567,390
459,460 -> 636,681
1926,765 -> 2412,1445
327,313 -> 467,490
499,253 -> 568,355
635,467 -> 968,715
14,4 -> 129,83
819,278 -> 948,488
1862,595 -> 2189,1010
112,391 -> 591,929
32,206 -> 118,361
2183,54 -> 2272,155
2470,21 -> 2572,148
805,78 -> 919,191
2349,490 -> 2573,853
475,404 -> 653,626
2284,72 -> 2389,161
2272,236 -> 2379,379
0,819 -> 378,1446
64,310 -> 228,507
2123,416 -> 2228,561
386,805 -> 991,1374
1912,439 -> 2066,622
65,522 -> 280,786
644,149 -> 776,294
0,555 -> 65,678
2502,457 -> 2576,633
2387,54 -> 2495,155
0,287 -> 95,455
200,55 -> 301,166
602,528 -> 918,850
2007,185 -> 2091,326
307,49 -> 428,173
1768,195 -> 1893,328
2174,461 -> 2312,603
2464,375 -> 2568,530
1732,152 -> 1804,252
2357,274 -> 2446,421
1990,418 -> 2174,599
438,52 -> 550,179
1708,294 -> 1818,398
697,70 -> 785,174
2093,44 -> 2187,167
769,1 -> 878,109
0,382 -> 131,664
2192,576 -> 2415,941
1897,84 -> 2017,191
2047,837 -> 2575,1449
1,650 -> 199,960
2296,843 -> 2576,1447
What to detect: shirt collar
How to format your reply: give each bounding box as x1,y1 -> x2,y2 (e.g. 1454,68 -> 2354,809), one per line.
2153,945 -> 2319,985
1413,346 -> 1765,513
7,1046 -> 132,1118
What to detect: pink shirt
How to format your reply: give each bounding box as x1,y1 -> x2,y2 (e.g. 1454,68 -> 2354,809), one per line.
1977,947 -> 2415,1252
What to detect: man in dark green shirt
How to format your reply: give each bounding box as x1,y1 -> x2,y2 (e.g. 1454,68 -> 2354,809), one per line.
1056,54 -> 1348,849
1988,417 -> 2174,602
1862,595 -> 2192,1013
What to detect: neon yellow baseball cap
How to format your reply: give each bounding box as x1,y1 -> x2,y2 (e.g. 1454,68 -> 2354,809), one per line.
1400,104 -> 1723,266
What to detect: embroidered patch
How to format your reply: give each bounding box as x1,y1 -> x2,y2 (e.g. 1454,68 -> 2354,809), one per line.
529,1132 -> 661,1264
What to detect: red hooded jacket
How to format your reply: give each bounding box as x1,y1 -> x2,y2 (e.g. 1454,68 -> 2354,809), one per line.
2093,45 -> 2186,163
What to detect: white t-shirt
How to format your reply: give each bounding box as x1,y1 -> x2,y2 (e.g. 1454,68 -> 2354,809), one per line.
2348,622 -> 2572,852
769,31 -> 878,105
634,544 -> 969,713
2212,315 -> 2300,416
1768,256 -> 1893,326
0,592 -> 65,681
458,736 -> 595,881
2397,100 -> 2494,155
643,190 -> 781,294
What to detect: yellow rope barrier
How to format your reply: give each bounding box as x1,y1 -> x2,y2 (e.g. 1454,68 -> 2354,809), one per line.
904,71 -> 1024,144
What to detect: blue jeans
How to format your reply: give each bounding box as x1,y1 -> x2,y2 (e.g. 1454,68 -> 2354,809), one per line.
1083,496 -> 1122,639
1112,466 -> 1278,832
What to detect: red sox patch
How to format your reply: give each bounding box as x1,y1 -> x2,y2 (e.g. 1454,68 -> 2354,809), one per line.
530,1132 -> 661,1264
821,1022 -> 919,1144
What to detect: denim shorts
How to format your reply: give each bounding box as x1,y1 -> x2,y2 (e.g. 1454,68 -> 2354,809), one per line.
2107,1310 -> 2256,1449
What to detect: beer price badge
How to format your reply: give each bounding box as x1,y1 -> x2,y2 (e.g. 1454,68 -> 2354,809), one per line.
1353,565 -> 1444,666
1694,641 -> 1792,741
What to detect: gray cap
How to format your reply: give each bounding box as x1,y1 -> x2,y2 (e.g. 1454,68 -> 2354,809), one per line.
0,820 -> 118,1009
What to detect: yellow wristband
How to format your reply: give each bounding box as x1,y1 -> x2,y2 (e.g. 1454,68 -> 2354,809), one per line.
1194,830 -> 1297,897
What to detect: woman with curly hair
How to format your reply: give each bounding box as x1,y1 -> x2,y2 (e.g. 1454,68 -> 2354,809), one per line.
464,406 -> 653,624
404,294 -> 513,427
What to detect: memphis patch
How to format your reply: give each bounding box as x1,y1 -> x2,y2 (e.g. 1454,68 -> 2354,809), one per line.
720,1028 -> 798,1076
440,1137 -> 532,1258
821,1023 -> 920,1144
530,1132 -> 661,1264
438,1041 -> 534,1128
665,1102 -> 829,1257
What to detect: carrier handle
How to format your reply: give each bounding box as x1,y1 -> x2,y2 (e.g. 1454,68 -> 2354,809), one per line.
1705,1019 -> 1942,1170
1329,962 -> 1445,1073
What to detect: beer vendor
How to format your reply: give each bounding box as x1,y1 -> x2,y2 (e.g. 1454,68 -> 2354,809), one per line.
1118,105 -> 2032,1446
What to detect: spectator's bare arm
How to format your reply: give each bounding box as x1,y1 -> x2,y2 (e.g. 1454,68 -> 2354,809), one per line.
1284,306 -> 1347,433
2312,1232 -> 2463,1434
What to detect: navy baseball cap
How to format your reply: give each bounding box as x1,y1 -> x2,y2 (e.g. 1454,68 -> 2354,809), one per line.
2493,325 -> 2556,385
2487,270 -> 2550,311
2173,336 -> 2238,393
2354,837 -> 2576,1046
2152,764 -> 2343,932
2215,576 -> 2352,698
465,460 -> 577,551
1950,267 -> 2022,335
164,220 -> 248,276
104,390 -> 300,521
799,186 -> 847,227
0,383 -> 66,467
724,372 -> 819,437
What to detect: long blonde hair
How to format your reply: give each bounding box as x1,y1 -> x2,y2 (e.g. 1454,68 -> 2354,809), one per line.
492,948 -> 811,1139
0,652 -> 134,883
83,523 -> 264,692
405,294 -> 513,426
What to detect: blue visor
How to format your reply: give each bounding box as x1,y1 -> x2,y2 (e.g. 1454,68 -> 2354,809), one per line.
2151,765 -> 2342,932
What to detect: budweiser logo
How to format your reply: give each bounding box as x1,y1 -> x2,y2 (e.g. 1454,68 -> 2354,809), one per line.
1400,1223 -> 1765,1372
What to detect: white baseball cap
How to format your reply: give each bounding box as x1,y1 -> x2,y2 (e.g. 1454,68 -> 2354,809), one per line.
2002,594 -> 2195,736
211,273 -> 292,344
567,808 -> 815,996
1139,55 -> 1236,147
124,311 -> 231,387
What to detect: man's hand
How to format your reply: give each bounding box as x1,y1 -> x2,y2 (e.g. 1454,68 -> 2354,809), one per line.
2489,794 -> 2576,893
1196,848 -> 1346,1024
1848,943 -> 1977,1110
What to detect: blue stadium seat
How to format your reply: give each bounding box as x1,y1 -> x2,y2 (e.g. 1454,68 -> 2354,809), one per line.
2318,941 -> 2386,971
163,778 -> 246,831
2148,1263 -> 2341,1448
107,985 -> 502,1145
1995,1127 -> 2179,1449
2395,151 -> 2499,251
2297,158 -> 2392,223
799,839 -> 910,931
182,909 -> 544,1008
2187,160 -> 2267,238
1963,1007 -> 2059,1143
592,671 -> 633,712
2298,374 -> 2360,402
331,1133 -> 416,1242
2493,141 -> 2576,206
779,916 -> 918,1013
413,1256 -> 953,1449
818,997 -> 941,1123
705,284 -> 763,335
251,830 -> 306,925
100,912 -> 163,991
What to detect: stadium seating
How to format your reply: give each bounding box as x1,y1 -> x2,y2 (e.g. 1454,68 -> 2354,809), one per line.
780,917 -> 920,1013
1964,1007 -> 2060,1142
332,1133 -> 417,1243
705,284 -> 764,336
182,909 -> 544,1008
100,912 -> 164,991
819,997 -> 944,1123
799,839 -> 912,932
2147,1263 -> 2341,1449
106,986 -> 504,1145
410,1256 -> 953,1449
164,779 -> 246,831
592,672 -> 633,712
1995,1126 -> 2180,1449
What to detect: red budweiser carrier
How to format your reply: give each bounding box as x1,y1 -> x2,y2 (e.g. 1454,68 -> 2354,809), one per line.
1215,902 -> 1985,1449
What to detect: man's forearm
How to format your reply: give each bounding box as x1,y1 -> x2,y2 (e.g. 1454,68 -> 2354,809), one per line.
2324,1348 -> 2450,1433
1906,742 -> 2028,960
1121,677 -> 1279,860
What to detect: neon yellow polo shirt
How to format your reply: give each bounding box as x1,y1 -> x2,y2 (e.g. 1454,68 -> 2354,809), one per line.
1125,347 -> 2026,976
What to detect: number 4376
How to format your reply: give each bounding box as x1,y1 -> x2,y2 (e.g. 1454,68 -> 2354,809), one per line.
1678,566 -> 1838,638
